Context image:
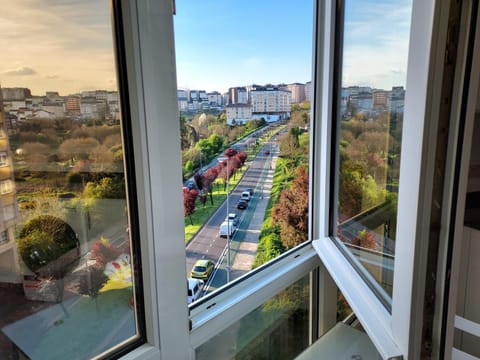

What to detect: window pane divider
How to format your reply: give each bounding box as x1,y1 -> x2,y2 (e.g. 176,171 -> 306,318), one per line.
189,246 -> 320,349
313,237 -> 403,360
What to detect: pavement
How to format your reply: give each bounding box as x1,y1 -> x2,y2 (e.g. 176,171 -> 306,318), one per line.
229,154 -> 278,280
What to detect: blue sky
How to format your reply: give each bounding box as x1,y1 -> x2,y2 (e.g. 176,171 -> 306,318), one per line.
173,1 -> 315,93
174,0 -> 412,93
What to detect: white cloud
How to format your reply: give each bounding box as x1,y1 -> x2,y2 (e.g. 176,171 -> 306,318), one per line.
3,67 -> 37,76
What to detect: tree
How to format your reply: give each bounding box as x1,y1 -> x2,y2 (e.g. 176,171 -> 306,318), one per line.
223,147 -> 238,158
352,229 -> 377,250
17,215 -> 79,278
272,166 -> 309,249
59,137 -> 100,161
183,187 -> 198,224
235,151 -> 248,165
203,167 -> 218,204
193,173 -> 204,191
84,177 -> 126,199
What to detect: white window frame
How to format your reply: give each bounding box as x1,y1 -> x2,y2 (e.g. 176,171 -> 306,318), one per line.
113,0 -> 459,359
115,1 -> 191,359
311,0 -> 451,359
116,1 -> 322,359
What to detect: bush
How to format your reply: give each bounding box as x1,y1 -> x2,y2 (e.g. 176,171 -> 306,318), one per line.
17,215 -> 79,278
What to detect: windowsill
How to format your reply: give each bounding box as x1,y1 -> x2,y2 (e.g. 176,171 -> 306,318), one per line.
312,237 -> 403,359
295,322 -> 381,359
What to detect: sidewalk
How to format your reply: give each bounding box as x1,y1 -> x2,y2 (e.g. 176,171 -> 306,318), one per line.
230,154 -> 278,280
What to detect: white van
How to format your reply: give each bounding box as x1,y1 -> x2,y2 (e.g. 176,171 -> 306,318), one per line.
241,191 -> 251,201
219,220 -> 236,238
187,278 -> 204,304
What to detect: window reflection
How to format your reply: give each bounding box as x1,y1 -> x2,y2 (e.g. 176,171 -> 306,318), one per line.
0,1 -> 142,359
334,0 -> 413,298
196,275 -> 310,359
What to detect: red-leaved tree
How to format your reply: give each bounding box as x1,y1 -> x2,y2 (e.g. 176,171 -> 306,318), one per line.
272,166 -> 309,249
183,187 -> 198,225
203,167 -> 218,204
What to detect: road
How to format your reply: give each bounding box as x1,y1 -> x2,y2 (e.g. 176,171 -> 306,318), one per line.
185,141 -> 278,289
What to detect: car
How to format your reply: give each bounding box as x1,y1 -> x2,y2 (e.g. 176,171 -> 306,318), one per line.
225,213 -> 239,226
219,220 -> 237,237
190,259 -> 215,280
237,199 -> 248,210
245,188 -> 254,196
241,191 -> 251,201
187,278 -> 204,304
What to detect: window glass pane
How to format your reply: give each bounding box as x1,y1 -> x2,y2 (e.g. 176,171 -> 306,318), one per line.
195,274 -> 310,359
334,0 -> 413,299
0,2 -> 143,359
174,1 -> 314,298
454,328 -> 480,358
297,288 -> 382,360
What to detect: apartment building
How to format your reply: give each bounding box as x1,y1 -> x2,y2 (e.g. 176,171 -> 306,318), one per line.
288,82 -> 307,103
0,87 -> 19,284
228,86 -> 248,105
1,1 -> 480,359
250,85 -> 292,114
225,103 -> 253,125
65,95 -> 81,114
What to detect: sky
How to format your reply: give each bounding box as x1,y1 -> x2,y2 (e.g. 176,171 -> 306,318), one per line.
0,0 -> 116,96
0,0 -> 412,96
173,0 -> 315,93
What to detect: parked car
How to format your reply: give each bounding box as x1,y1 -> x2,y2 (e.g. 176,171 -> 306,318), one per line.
225,213 -> 239,226
241,191 -> 251,201
190,259 -> 215,280
237,199 -> 248,210
219,220 -> 237,238
187,278 -> 204,304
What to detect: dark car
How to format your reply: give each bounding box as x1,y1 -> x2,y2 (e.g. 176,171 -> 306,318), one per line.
237,199 -> 248,210
245,188 -> 254,196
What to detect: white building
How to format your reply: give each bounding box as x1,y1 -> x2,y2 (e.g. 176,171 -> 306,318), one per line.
250,85 -> 291,115
207,91 -> 223,107
225,103 -> 252,125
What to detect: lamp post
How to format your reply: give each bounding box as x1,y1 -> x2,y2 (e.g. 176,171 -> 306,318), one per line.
226,158 -> 231,283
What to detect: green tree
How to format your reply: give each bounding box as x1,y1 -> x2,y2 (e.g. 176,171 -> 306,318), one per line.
17,215 -> 79,278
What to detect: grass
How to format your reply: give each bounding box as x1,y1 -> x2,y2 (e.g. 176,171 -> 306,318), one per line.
183,124 -> 286,243
184,165 -> 247,242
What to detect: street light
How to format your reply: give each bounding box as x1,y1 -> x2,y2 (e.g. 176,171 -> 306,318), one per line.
226,158 -> 231,283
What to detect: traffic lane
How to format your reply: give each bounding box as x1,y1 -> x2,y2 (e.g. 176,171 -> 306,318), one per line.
185,147 -> 272,275
203,163 -> 273,289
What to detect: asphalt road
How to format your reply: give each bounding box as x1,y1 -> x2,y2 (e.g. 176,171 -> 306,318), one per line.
185,143 -> 275,283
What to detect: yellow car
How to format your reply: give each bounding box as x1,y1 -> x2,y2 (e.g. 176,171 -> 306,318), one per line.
190,259 -> 215,280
